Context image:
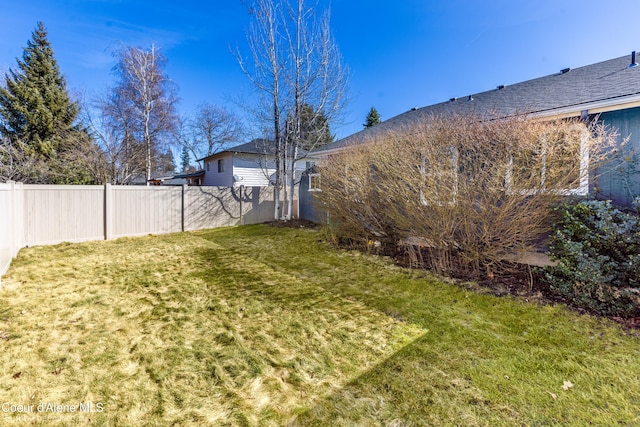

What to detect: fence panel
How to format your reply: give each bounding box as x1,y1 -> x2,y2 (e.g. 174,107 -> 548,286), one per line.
184,186 -> 240,231
242,186 -> 276,224
23,185 -> 104,246
1,184 -> 292,281
0,183 -> 19,278
111,186 -> 183,238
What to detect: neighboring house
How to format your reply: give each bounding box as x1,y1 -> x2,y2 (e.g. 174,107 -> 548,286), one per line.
147,176 -> 190,186
173,170 -> 205,186
198,139 -> 276,187
198,139 -> 308,187
310,52 -> 640,207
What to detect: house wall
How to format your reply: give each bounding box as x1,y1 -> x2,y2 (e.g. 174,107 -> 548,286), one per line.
233,154 -> 274,186
299,172 -> 323,223
203,152 -> 310,187
233,167 -> 273,186
595,107 -> 640,206
202,153 -> 234,186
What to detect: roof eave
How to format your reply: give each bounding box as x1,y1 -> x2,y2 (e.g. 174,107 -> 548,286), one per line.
313,93 -> 640,157
529,92 -> 640,120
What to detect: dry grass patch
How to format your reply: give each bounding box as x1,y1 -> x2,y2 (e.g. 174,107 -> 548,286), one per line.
0,230 -> 422,426
0,224 -> 639,426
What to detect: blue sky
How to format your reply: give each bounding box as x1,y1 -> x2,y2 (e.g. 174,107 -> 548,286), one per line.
2,0 -> 640,140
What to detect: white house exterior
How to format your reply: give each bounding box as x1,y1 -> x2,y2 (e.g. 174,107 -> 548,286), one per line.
198,140 -> 307,187
199,141 -> 275,187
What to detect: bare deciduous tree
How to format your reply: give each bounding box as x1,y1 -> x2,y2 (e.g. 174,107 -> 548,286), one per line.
237,0 -> 348,219
112,45 -> 178,184
281,0 -> 348,219
236,0 -> 284,219
175,103 -> 244,168
86,89 -> 145,184
0,136 -> 50,183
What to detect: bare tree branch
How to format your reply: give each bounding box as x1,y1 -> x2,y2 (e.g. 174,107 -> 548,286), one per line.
111,45 -> 178,184
175,103 -> 245,168
236,0 -> 349,219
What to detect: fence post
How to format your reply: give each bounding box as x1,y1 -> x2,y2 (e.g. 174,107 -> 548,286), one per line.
104,183 -> 112,240
181,184 -> 186,232
7,181 -> 15,268
12,182 -> 24,259
239,185 -> 244,226
3,181 -> 24,283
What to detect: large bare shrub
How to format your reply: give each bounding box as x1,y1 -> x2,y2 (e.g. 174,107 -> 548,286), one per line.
317,113 -> 619,277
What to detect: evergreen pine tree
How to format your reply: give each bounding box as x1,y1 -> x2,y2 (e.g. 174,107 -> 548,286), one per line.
0,22 -> 80,157
180,146 -> 191,172
155,148 -> 177,176
363,107 -> 381,128
299,104 -> 333,150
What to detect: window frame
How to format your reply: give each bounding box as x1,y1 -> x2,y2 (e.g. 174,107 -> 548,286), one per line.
308,173 -> 321,192
505,123 -> 590,196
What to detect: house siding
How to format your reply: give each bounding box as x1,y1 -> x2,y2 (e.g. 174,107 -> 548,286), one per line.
234,153 -> 275,169
299,171 -> 323,222
201,149 -> 309,189
203,153 -> 234,186
233,167 -> 274,186
232,154 -> 274,186
595,107 -> 640,207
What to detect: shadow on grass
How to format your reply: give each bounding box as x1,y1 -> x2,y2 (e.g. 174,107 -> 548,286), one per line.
188,240 -> 511,425
185,243 -> 432,422
287,333 -> 505,426
287,312 -> 639,426
191,226 -> 640,426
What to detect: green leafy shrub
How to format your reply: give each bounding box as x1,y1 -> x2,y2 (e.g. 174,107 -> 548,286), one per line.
544,200 -> 640,317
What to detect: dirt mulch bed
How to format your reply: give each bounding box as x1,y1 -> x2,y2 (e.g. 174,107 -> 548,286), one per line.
268,219 -> 319,229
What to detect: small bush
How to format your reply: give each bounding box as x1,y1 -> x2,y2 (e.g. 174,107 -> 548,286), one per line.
544,200 -> 640,317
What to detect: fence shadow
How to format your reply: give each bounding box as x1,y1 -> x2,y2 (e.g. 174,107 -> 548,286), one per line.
184,186 -> 276,230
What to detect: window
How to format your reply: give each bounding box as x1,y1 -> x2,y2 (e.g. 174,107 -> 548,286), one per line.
416,122 -> 589,204
218,159 -> 224,173
308,173 -> 321,191
418,147 -> 458,206
206,162 -> 210,172
507,123 -> 589,196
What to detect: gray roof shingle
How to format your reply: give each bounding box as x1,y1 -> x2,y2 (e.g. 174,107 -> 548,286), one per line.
198,139 -> 275,161
224,139 -> 275,155
317,52 -> 640,153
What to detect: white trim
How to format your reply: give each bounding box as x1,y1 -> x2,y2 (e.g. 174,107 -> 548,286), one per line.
308,173 -> 322,192
529,93 -> 640,120
505,124 -> 590,196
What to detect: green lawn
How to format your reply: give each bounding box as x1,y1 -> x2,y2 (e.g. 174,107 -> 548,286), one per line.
0,224 -> 638,426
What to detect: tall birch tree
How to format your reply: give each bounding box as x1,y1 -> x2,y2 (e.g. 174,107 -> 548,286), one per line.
112,45 -> 178,184
236,0 -> 284,219
237,0 -> 348,219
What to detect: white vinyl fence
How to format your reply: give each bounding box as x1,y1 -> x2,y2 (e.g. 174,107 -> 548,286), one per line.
0,182 -> 23,280
1,183 -> 286,282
